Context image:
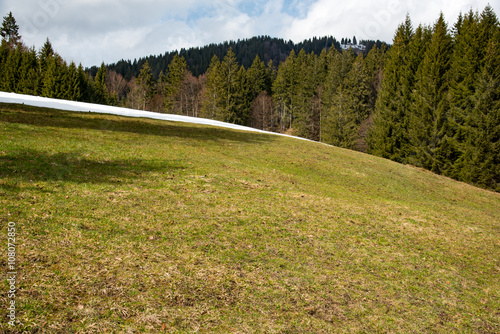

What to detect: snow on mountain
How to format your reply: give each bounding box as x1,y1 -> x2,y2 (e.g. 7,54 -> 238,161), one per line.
0,92 -> 312,142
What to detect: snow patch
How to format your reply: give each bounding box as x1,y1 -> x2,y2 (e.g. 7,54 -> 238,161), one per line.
0,92 -> 313,142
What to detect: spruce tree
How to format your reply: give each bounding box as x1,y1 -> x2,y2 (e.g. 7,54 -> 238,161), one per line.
448,11 -> 480,130
41,54 -> 67,99
364,45 -> 386,111
1,45 -> 22,92
454,9 -> 500,190
273,49 -> 298,132
322,50 -> 370,149
246,55 -> 268,101
368,15 -> 415,162
38,38 -> 55,94
469,27 -> 500,190
201,55 -> 222,120
137,60 -> 155,110
292,49 -> 317,139
0,39 -> 9,74
67,62 -> 82,101
93,62 -> 109,105
0,12 -> 20,47
18,47 -> 40,95
410,13 -> 454,174
39,38 -> 54,72
310,48 -> 329,141
233,65 -> 251,125
163,54 -> 188,114
218,48 -> 239,123
77,64 -> 92,102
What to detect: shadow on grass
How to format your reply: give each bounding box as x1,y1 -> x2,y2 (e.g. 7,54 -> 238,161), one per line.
0,149 -> 184,185
0,103 -> 274,144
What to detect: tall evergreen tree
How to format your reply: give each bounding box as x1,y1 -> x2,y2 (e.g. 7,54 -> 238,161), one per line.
409,13 -> 454,173
136,60 -> 155,110
77,64 -> 92,102
273,49 -> 299,132
246,55 -> 269,101
1,45 -> 22,92
67,62 -> 82,101
218,47 -> 240,123
454,9 -> 500,190
292,49 -> 317,139
93,62 -> 110,104
322,50 -> 371,149
163,54 -> 188,114
38,38 -> 55,94
39,38 -> 54,72
233,65 -> 251,125
18,47 -> 40,95
249,58 -> 276,131
309,48 -> 330,141
201,55 -> 222,120
467,27 -> 500,190
0,12 -> 20,47
41,54 -> 68,99
368,15 -> 415,162
447,10 -> 481,178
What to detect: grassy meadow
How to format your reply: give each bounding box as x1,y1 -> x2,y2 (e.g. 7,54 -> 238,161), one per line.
0,103 -> 499,333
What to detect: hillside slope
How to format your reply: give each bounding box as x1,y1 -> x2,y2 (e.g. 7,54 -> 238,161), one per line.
0,103 -> 499,333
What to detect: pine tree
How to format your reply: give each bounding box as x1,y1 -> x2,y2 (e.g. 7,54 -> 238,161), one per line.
201,55 -> 222,120
67,62 -> 82,101
233,65 -> 251,125
454,9 -> 500,190
273,49 -> 298,132
322,50 -> 370,149
219,47 -> 242,123
18,47 -> 40,95
246,55 -> 268,100
468,27 -> 500,190
77,64 -> 92,102
447,10 -> 481,178
38,38 -> 55,94
450,11 -> 480,98
368,15 -> 415,162
249,57 -> 275,130
410,13 -> 454,174
163,54 -> 188,114
1,45 -> 22,92
93,62 -> 109,104
41,54 -> 67,99
0,38 -> 9,69
310,48 -> 329,141
292,49 -> 317,139
0,12 -> 20,47
136,60 -> 155,110
364,45 -> 386,110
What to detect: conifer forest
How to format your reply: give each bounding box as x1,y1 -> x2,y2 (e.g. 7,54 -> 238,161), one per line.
1,6 -> 498,191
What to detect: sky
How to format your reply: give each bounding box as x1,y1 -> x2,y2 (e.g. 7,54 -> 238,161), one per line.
0,0 -> 496,67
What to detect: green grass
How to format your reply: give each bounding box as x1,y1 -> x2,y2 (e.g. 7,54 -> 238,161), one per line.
1,103 -> 499,333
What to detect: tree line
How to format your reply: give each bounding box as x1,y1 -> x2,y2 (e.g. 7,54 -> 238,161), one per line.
0,7 -> 498,191
369,7 -> 499,191
0,13 -> 116,105
104,35 -> 384,80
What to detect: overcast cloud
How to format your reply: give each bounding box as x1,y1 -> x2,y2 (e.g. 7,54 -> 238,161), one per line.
0,0 -> 495,67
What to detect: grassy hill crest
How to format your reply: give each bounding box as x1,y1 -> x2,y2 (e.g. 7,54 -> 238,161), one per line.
1,103 -> 499,333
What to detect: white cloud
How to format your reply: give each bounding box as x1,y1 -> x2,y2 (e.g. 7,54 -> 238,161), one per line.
283,0 -> 419,43
0,0 -> 496,67
283,0 -> 495,44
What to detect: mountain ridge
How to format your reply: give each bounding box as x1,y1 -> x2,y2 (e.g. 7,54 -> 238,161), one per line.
99,35 -> 386,79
